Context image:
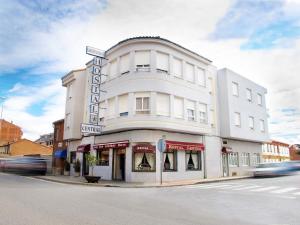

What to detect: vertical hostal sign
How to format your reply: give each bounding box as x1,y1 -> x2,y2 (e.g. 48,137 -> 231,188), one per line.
81,46 -> 106,135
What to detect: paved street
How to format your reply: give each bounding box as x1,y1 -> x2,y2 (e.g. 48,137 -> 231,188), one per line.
0,172 -> 300,225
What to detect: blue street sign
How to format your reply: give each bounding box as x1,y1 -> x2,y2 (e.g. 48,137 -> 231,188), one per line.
158,139 -> 166,152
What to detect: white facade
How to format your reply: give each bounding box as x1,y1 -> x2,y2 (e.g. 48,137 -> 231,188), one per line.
62,37 -> 269,182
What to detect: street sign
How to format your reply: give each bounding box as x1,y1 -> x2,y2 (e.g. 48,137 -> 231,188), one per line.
81,123 -> 103,134
86,46 -> 105,58
158,139 -> 166,152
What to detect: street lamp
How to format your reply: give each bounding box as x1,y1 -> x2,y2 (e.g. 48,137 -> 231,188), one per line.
0,96 -> 6,119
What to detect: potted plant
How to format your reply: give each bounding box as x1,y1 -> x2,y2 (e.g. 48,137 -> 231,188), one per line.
64,160 -> 70,176
73,159 -> 81,177
84,154 -> 101,183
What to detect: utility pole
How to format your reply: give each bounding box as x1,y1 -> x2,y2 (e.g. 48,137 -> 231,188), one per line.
0,96 -> 5,119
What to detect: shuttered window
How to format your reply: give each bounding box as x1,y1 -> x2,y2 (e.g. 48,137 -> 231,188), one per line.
109,59 -> 118,78
186,100 -> 195,121
196,67 -> 205,86
157,93 -> 170,116
118,94 -> 128,116
173,57 -> 182,78
199,103 -> 207,123
99,101 -> 105,120
174,97 -> 184,118
185,63 -> 194,82
107,98 -> 115,118
135,51 -> 150,71
101,64 -> 107,83
120,53 -> 130,74
156,52 -> 169,73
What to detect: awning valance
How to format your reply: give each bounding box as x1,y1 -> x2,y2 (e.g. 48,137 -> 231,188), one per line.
93,140 -> 129,150
166,140 -> 205,151
54,149 -> 67,159
77,144 -> 91,152
133,144 -> 155,153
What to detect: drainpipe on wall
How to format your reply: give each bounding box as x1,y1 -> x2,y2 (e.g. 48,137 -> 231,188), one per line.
203,135 -> 207,179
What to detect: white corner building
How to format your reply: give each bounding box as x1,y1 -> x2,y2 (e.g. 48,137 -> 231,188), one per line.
61,37 -> 269,183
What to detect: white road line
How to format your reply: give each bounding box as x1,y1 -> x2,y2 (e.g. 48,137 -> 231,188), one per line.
271,188 -> 299,194
250,186 -> 280,192
293,192 -> 300,196
218,185 -> 248,190
232,185 -> 262,190
187,184 -> 233,189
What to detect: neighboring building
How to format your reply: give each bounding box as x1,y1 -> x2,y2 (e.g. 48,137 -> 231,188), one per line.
289,144 -> 300,161
0,139 -> 53,157
262,140 -> 290,162
62,37 -> 269,182
35,133 -> 54,147
217,68 -> 269,176
0,119 -> 23,143
52,119 -> 68,175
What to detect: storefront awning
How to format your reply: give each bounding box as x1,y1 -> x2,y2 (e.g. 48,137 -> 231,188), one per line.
93,140 -> 129,150
221,146 -> 233,153
133,144 -> 155,153
166,140 -> 205,151
54,149 -> 67,159
77,144 -> 91,152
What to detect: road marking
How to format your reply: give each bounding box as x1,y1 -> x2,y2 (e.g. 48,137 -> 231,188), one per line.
187,184 -> 233,189
231,185 -> 262,190
270,187 -> 299,194
218,185 -> 247,189
293,192 -> 300,196
250,186 -> 280,192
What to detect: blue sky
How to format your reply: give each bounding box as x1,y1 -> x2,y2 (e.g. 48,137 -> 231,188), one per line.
0,0 -> 300,143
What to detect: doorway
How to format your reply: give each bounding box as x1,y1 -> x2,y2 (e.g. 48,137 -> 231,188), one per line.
222,153 -> 229,177
82,152 -> 90,176
112,149 -> 126,180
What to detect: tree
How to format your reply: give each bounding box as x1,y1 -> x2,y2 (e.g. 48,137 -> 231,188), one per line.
86,154 -> 98,176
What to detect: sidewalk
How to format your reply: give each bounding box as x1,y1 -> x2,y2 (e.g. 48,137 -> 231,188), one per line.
32,175 -> 252,188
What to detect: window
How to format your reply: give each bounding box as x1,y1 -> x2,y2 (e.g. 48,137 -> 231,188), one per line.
196,67 -> 205,86
173,57 -> 182,78
186,100 -> 195,121
133,151 -> 156,172
156,93 -> 170,116
118,94 -> 128,116
156,52 -> 169,73
232,82 -> 239,96
120,53 -> 130,74
70,151 -> 76,164
96,150 -> 109,166
101,64 -> 107,83
228,152 -> 239,167
234,112 -> 241,127
163,150 -> 177,171
107,98 -> 115,118
249,116 -> 254,129
186,151 -> 201,170
185,63 -> 195,82
109,59 -> 118,78
240,153 -> 250,166
199,103 -> 207,123
246,88 -> 252,102
257,93 -> 263,105
260,119 -> 265,132
174,97 -> 184,118
135,51 -> 150,72
99,101 -> 105,121
135,93 -> 150,114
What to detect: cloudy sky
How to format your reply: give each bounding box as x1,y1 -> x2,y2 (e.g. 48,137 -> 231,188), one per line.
0,0 -> 299,143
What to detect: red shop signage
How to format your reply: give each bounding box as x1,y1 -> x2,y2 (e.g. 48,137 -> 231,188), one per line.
166,140 -> 205,151
133,144 -> 156,153
93,140 -> 129,150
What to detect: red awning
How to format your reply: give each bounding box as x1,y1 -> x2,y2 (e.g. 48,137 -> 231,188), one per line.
93,140 -> 129,150
221,146 -> 233,153
77,144 -> 91,152
166,140 -> 205,151
133,144 -> 156,153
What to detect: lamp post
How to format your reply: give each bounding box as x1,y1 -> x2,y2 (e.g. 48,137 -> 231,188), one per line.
0,96 -> 5,119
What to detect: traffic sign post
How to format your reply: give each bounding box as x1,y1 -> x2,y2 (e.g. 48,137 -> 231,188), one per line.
158,137 -> 166,185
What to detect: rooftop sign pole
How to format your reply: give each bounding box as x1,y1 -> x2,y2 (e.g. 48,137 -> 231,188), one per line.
81,46 -> 107,135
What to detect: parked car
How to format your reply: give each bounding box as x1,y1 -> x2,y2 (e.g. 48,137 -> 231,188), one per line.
253,162 -> 296,177
1,157 -> 47,175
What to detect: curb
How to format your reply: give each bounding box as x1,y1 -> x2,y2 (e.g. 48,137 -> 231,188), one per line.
28,175 -> 252,188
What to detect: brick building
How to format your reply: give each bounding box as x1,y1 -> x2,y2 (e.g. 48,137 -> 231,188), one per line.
0,119 -> 22,144
289,144 -> 300,161
262,140 -> 290,162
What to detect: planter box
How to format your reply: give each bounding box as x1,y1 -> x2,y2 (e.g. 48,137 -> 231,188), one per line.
84,176 -> 101,183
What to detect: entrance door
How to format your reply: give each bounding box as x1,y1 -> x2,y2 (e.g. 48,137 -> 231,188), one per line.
82,152 -> 90,176
112,149 -> 126,180
222,153 -> 229,177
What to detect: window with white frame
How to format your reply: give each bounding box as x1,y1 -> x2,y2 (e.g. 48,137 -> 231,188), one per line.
234,112 -> 241,127
118,94 -> 128,116
186,151 -> 201,170
199,103 -> 207,123
260,119 -> 265,132
186,100 -> 195,121
109,59 -> 118,78
174,97 -> 184,118
257,93 -> 263,105
135,93 -> 150,114
249,116 -> 254,129
135,51 -> 150,71
173,57 -> 182,78
246,88 -> 252,102
185,63 -> 195,82
156,52 -> 169,73
120,53 -> 130,74
196,67 -> 205,86
240,152 -> 250,166
107,97 -> 115,118
232,82 -> 239,96
228,152 -> 239,167
157,93 -> 170,116
252,153 -> 260,166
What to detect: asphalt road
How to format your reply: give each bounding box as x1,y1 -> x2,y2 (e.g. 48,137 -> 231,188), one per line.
0,172 -> 300,225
